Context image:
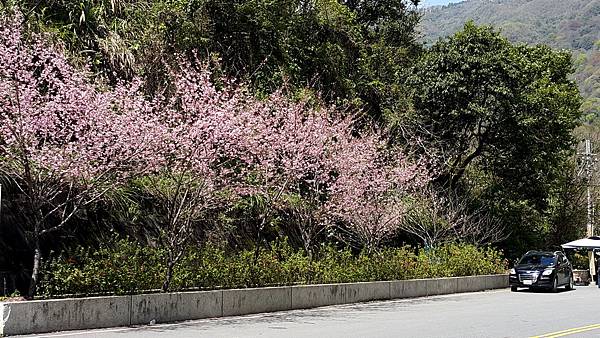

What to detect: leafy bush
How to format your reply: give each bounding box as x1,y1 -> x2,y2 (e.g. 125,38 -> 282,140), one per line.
570,251 -> 590,270
39,241 -> 166,296
39,239 -> 507,297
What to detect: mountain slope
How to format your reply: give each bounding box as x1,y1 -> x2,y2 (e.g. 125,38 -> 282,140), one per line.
420,0 -> 600,117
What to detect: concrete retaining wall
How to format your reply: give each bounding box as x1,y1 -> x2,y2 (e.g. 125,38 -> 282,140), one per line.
485,274 -> 509,290
0,274 -> 508,336
131,290 -> 222,325
0,295 -> 131,336
344,281 -> 390,304
223,287 -> 291,316
402,279 -> 429,298
291,284 -> 346,309
455,276 -> 486,293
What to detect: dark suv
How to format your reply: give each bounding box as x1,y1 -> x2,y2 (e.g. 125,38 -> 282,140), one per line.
509,250 -> 574,292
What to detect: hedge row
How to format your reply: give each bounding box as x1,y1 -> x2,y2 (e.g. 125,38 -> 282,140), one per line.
39,240 -> 507,297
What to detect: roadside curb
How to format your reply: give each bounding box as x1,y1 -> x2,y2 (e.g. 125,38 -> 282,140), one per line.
0,274 -> 508,336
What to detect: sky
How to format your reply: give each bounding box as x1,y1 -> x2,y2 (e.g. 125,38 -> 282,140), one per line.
420,0 -> 464,7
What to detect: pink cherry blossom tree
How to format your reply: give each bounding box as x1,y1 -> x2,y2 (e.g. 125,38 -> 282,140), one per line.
0,12 -> 159,298
197,80 -> 431,255
132,59 -> 241,292
229,92 -> 355,257
164,63 -> 431,256
154,62 -> 344,265
327,132 -> 429,253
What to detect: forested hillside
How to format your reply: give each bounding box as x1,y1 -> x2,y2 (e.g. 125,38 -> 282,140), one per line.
420,0 -> 600,118
0,0 -> 586,299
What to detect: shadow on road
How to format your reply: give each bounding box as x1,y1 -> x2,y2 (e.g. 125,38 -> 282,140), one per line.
512,287 -> 576,294
121,295 -> 469,334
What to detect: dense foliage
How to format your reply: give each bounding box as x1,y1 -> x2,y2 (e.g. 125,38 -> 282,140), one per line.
38,239 -> 506,296
402,23 -> 582,256
7,0 -> 422,119
420,0 -> 600,118
0,0 -> 587,300
0,11 -> 428,297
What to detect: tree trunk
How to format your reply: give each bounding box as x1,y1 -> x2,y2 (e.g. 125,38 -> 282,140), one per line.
162,258 -> 175,292
27,237 -> 41,299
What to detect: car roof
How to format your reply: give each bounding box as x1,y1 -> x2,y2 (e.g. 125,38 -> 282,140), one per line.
523,250 -> 559,256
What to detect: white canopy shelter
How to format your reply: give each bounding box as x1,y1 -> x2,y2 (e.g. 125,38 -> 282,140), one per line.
561,236 -> 600,250
562,237 -> 600,283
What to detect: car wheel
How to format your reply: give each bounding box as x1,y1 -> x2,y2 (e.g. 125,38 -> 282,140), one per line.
551,276 -> 558,293
565,274 -> 574,290
511,285 -> 518,292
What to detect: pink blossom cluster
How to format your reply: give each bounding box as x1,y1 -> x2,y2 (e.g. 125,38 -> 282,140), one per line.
0,11 -> 430,249
0,13 -> 160,182
165,62 -> 430,247
162,58 -> 357,195
326,131 -> 429,248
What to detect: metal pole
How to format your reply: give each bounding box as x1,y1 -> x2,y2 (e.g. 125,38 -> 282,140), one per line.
582,140 -> 597,282
586,140 -> 594,237
588,185 -> 593,236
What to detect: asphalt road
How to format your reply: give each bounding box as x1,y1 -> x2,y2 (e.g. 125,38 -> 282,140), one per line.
23,285 -> 600,338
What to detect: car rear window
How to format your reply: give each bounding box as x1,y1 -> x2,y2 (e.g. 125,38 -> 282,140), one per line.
519,254 -> 556,266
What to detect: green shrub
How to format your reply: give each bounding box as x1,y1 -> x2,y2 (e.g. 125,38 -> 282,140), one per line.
570,251 -> 590,270
39,240 -> 166,296
38,239 -> 507,297
416,244 -> 507,278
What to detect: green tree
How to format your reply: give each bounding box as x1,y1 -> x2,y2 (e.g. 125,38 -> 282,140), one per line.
402,23 -> 582,255
406,23 -> 581,186
7,0 -> 422,119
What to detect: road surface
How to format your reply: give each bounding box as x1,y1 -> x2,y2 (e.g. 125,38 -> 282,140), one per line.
21,285 -> 600,338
